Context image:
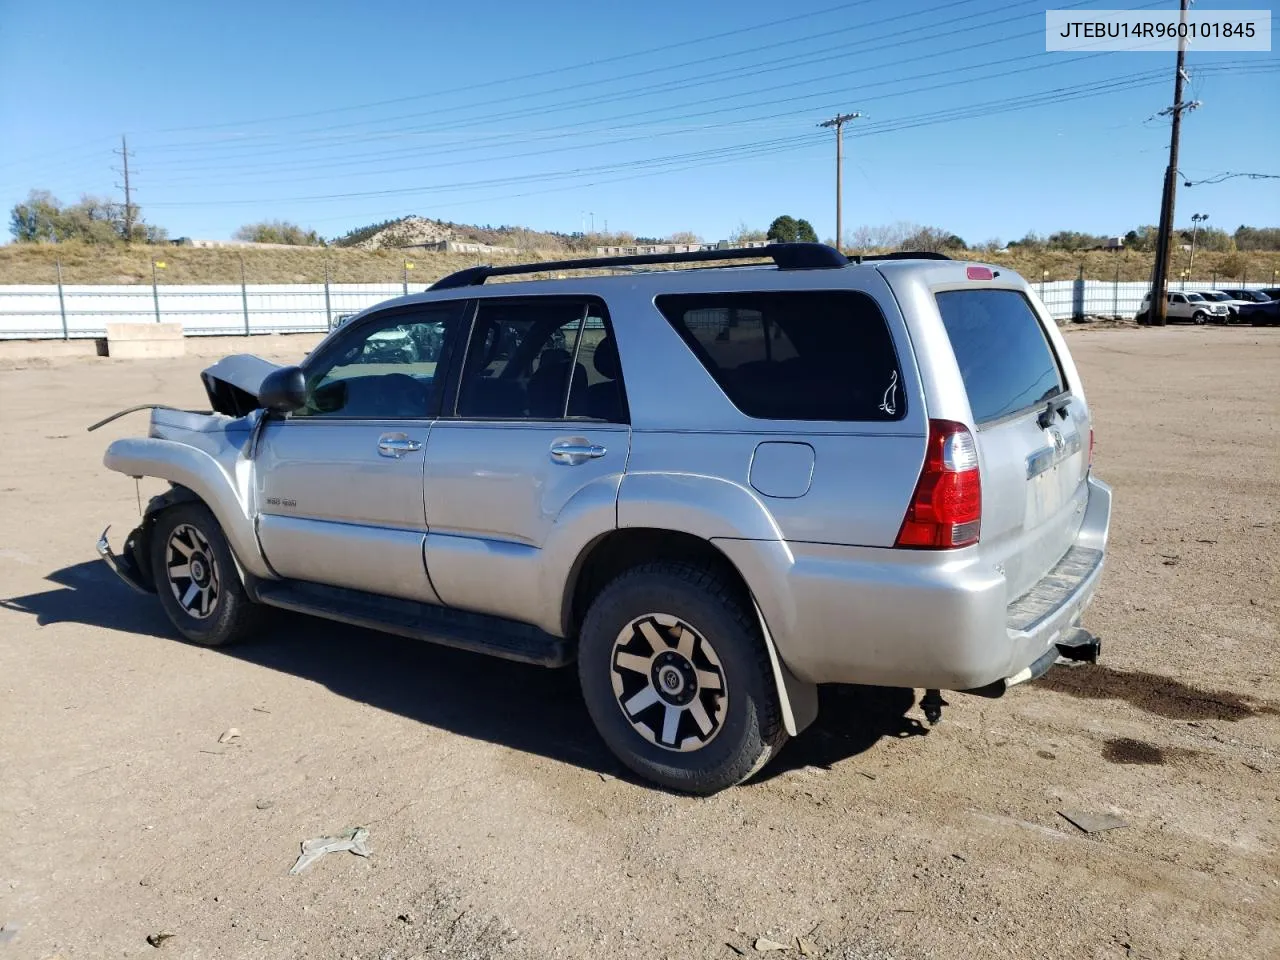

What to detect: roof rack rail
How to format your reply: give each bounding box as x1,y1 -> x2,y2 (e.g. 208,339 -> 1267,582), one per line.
429,242 -> 848,290
853,251 -> 952,262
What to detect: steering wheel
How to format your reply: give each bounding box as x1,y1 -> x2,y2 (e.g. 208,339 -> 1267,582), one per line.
379,373 -> 430,416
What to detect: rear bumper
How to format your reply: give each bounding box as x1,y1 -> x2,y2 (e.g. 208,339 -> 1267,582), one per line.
716,475 -> 1112,691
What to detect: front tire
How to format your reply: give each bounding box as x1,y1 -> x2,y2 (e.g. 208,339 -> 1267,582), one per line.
150,502 -> 259,647
1192,311 -> 1207,325
578,562 -> 786,794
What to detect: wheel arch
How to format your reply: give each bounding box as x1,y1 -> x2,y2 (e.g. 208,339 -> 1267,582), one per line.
563,526 -> 817,737
103,437 -> 272,579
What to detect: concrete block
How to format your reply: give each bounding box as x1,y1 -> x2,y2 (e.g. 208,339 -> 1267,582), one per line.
105,322 -> 185,359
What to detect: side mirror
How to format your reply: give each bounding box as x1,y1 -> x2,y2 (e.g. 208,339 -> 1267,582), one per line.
257,366 -> 307,413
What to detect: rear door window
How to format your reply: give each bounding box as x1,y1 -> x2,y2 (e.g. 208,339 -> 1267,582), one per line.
934,289 -> 1065,424
452,297 -> 626,421
654,290 -> 903,421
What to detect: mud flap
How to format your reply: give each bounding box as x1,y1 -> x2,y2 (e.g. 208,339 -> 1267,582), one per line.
752,598 -> 819,737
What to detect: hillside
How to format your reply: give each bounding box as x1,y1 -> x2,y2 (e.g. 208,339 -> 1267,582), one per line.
0,240 -> 1276,286
333,215 -> 574,252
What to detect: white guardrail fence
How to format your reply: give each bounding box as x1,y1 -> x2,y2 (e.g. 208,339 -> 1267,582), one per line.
0,278 -> 1275,339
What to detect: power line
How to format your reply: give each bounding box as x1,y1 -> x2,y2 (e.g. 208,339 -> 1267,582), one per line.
138,24 -> 1101,182
4,0 -> 1167,184
134,0 -> 999,159
1183,171 -> 1279,186
111,0 -> 1175,183
142,69 -> 1213,210
138,47 -> 1101,187
147,0 -> 887,134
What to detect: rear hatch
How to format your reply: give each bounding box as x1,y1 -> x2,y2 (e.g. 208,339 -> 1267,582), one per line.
933,287 -> 1090,603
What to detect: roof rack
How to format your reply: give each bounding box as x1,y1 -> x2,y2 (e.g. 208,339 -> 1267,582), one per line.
852,251 -> 952,262
429,242 -> 848,290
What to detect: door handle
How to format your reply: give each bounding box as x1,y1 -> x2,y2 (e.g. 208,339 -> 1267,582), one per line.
549,440 -> 607,465
377,434 -> 422,458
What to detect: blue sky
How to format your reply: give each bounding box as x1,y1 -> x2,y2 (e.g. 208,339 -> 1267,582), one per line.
1,0 -> 1276,244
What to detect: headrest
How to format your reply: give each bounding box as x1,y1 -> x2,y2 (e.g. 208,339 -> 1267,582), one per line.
593,336 -> 619,379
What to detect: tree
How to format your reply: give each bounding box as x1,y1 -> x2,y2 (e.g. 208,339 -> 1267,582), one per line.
1008,231 -> 1046,251
8,189 -> 166,244
1123,226 -> 1158,252
665,230 -> 702,244
1233,225 -> 1280,251
9,190 -> 61,242
767,215 -> 799,242
729,222 -> 768,243
233,220 -> 323,245
1047,230 -> 1107,251
767,215 -> 818,243
900,225 -> 957,253
1218,252 -> 1245,279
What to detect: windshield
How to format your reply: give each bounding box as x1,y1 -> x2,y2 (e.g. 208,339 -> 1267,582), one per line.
1200,292 -> 1228,301
1185,293 -> 1205,302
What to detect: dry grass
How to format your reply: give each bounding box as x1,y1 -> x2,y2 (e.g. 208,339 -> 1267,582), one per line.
1,240 -> 1277,286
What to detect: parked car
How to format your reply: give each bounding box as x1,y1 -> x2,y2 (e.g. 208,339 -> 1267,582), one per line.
1136,291 -> 1230,324
95,244 -> 1111,794
1239,298 -> 1280,326
1216,288 -> 1272,304
1191,290 -> 1252,323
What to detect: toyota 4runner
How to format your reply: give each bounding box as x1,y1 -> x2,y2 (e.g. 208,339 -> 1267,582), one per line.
96,243 -> 1111,794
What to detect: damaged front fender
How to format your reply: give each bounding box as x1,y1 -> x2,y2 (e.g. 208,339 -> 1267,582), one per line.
104,435 -> 272,580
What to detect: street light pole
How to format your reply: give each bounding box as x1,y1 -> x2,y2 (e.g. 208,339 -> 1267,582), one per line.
1188,212 -> 1207,275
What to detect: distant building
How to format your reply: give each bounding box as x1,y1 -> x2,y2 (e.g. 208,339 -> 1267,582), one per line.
594,239 -> 771,256
401,240 -> 521,255
171,238 -> 314,250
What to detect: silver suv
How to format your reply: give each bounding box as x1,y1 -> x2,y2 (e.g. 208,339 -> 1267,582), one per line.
96,244 -> 1111,794
1138,290 -> 1230,324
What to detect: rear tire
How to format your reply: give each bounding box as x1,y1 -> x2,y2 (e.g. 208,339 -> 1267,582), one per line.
150,502 -> 260,647
577,561 -> 787,794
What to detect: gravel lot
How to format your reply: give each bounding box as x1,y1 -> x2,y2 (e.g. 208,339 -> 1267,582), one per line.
1,326 -> 1277,960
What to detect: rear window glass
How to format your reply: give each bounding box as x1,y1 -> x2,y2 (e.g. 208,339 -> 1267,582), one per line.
654,291 -> 903,421
935,289 -> 1065,424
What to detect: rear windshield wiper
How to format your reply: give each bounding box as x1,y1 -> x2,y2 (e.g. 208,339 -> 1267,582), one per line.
1035,393 -> 1072,430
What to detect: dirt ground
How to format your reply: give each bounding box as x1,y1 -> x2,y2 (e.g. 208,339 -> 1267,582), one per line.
1,326 -> 1277,960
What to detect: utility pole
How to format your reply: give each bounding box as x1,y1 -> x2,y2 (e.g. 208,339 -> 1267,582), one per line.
818,112 -> 861,251
1148,0 -> 1196,326
114,134 -> 136,242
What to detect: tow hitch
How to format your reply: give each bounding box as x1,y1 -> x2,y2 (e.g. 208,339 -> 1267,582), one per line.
956,627 -> 1103,703
1055,627 -> 1101,665
921,689 -> 948,725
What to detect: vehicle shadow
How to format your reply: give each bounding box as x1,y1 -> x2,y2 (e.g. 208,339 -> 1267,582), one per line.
5,561 -> 923,786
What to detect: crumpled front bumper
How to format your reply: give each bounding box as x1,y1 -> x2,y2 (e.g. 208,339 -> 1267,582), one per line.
96,525 -> 153,594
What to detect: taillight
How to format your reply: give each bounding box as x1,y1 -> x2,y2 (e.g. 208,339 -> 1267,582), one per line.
965,265 -> 994,281
895,419 -> 982,549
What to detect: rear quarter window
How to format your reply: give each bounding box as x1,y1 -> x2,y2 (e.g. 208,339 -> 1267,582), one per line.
934,289 -> 1065,424
654,290 -> 904,421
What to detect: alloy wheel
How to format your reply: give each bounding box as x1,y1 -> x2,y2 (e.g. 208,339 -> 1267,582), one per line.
165,523 -> 220,620
610,613 -> 727,752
